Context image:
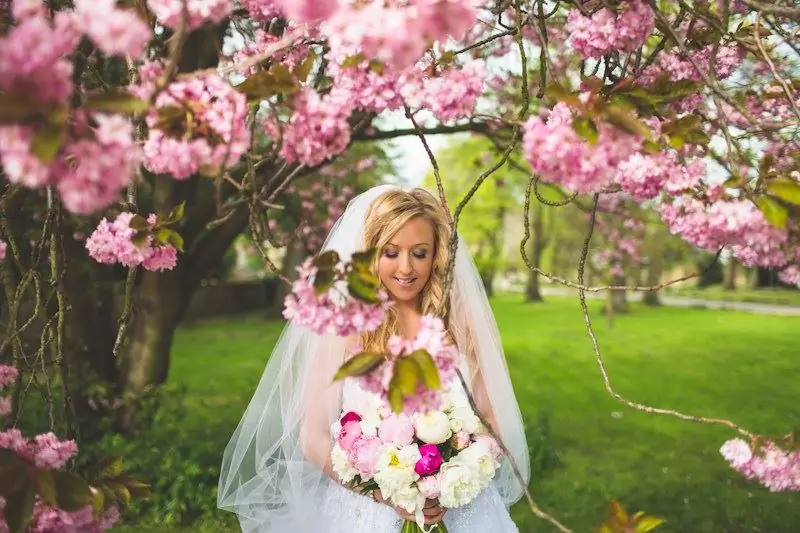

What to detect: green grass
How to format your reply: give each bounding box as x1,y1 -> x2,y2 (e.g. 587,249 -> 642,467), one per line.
662,285 -> 800,307
116,295 -> 800,532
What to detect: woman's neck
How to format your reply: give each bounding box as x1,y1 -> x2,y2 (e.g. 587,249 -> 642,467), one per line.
394,299 -> 422,340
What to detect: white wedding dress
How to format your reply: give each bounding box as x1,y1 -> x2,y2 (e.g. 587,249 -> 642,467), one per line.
218,185 -> 529,533
316,365 -> 521,533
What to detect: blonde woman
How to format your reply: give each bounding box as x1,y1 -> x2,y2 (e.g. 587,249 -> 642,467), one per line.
219,185 -> 529,532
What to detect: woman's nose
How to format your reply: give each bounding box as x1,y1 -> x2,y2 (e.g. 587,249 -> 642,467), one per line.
398,253 -> 413,274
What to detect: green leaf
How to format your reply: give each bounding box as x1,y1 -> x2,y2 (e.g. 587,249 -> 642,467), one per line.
313,268 -> 336,295
313,250 -> 340,269
333,352 -> 385,381
88,456 -> 124,483
165,230 -> 184,252
407,350 -> 441,390
114,476 -> 151,499
350,248 -> 377,272
544,84 -> 581,106
636,516 -> 666,532
667,134 -> 684,150
394,357 -> 420,396
347,270 -> 381,304
235,65 -> 298,100
608,500 -> 628,527
723,175 -> 744,188
387,375 -> 405,414
52,470 -> 94,511
572,117 -> 599,144
128,214 -> 150,231
30,121 -> 67,162
4,482 -> 35,533
131,232 -> 150,248
293,50 -> 317,82
107,482 -> 131,507
0,93 -> 57,123
90,485 -> 106,518
368,60 -> 384,74
167,201 -> 186,223
438,51 -> 456,65
35,468 -> 58,507
768,179 -> 800,206
85,91 -> 149,114
603,106 -> 652,139
0,449 -> 28,496
756,196 -> 789,229
642,140 -> 662,154
341,53 -> 366,68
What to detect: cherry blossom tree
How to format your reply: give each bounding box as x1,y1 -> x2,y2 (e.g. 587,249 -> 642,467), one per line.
1,0 -> 800,530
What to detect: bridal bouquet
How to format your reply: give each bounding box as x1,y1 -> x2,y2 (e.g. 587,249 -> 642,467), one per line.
330,389 -> 503,533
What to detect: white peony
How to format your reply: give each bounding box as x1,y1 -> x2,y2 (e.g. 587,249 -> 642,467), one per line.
341,390 -> 383,437
438,459 -> 483,508
391,483 -> 426,514
448,392 -> 481,434
456,441 -> 498,484
415,411 -> 452,444
373,444 -> 420,496
330,443 -> 357,484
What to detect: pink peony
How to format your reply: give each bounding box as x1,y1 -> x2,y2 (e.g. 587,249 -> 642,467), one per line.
415,444 -> 443,476
349,436 -> 383,478
417,473 -> 442,499
378,413 -> 415,446
337,421 -> 362,452
453,431 -> 470,451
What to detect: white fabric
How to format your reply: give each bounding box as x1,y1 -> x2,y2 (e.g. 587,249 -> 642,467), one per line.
217,184 -> 529,532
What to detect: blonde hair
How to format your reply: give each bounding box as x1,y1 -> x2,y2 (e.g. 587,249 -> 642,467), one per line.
358,188 -> 451,353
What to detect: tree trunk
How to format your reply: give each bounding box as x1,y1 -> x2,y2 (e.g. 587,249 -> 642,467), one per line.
270,237 -> 305,317
607,274 -> 629,314
117,269 -> 185,433
642,256 -> 663,307
525,202 -> 549,303
723,260 -> 737,291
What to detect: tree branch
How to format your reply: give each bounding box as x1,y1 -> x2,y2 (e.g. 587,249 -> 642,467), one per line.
352,121 -> 489,141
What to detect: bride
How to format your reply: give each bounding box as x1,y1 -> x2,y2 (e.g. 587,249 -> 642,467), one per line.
218,185 -> 529,532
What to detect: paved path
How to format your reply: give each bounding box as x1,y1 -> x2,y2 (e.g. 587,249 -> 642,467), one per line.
536,287 -> 800,317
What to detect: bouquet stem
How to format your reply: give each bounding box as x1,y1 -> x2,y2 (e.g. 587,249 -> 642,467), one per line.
401,520 -> 448,533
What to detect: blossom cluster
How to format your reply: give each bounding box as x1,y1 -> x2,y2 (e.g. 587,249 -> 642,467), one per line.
565,0 -> 654,60
0,240 -> 6,263
522,103 -> 642,194
720,438 -> 800,492
146,0 -> 231,30
143,75 -> 251,180
330,385 -> 502,524
0,1 -> 152,215
279,0 -> 477,69
0,366 -> 120,532
85,212 -> 178,272
355,315 -> 461,414
283,258 -> 391,337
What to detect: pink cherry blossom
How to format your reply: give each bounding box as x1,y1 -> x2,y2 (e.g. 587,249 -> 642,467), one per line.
144,74 -> 251,180
85,212 -> 179,271
274,0 -> 339,22
72,0 -> 151,58
522,103 -> 642,194
146,0 -> 231,30
283,258 -> 391,337
721,438 -> 800,492
566,1 -> 654,60
0,240 -> 6,263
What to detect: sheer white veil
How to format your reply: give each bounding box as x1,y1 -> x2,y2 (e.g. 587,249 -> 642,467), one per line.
217,184 -> 529,532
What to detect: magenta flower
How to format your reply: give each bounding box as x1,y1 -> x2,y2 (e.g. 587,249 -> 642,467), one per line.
340,411 -> 362,425
415,444 -> 443,476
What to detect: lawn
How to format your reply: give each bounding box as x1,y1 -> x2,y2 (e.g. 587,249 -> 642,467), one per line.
661,285 -> 800,307
116,294 -> 800,532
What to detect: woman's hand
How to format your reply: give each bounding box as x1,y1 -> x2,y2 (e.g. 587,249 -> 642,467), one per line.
372,490 -> 447,525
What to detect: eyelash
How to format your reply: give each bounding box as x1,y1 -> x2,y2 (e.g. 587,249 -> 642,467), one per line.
383,251 -> 428,260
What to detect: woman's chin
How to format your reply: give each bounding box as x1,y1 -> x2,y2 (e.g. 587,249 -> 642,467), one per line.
386,286 -> 422,304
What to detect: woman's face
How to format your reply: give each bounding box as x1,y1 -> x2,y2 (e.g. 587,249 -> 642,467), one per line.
377,216 -> 435,306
